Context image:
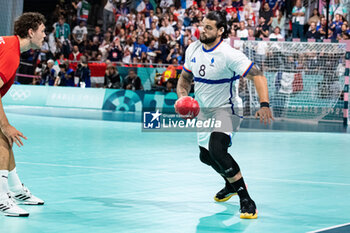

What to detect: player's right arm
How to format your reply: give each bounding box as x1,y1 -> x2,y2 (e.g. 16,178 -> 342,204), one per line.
0,80 -> 27,147
176,69 -> 193,98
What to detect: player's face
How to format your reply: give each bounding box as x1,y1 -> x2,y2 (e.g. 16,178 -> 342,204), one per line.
200,18 -> 221,44
31,23 -> 46,49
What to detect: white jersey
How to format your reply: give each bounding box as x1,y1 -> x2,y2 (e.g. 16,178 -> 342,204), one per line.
183,40 -> 253,110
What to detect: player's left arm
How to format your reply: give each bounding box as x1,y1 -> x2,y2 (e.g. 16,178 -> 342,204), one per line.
246,65 -> 274,124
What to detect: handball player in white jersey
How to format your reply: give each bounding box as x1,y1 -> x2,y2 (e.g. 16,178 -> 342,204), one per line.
176,11 -> 273,219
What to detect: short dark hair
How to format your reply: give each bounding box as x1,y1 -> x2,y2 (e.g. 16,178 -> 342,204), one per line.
14,12 -> 46,38
205,11 -> 229,39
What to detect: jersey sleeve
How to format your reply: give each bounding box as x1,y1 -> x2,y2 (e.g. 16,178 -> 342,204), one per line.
183,44 -> 193,74
227,49 -> 253,77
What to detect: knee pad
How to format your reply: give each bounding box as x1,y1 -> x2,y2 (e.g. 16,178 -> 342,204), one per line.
199,146 -> 223,174
209,132 -> 240,177
199,146 -> 212,166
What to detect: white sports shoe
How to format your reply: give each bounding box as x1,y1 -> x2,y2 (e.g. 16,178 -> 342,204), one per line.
10,184 -> 44,205
0,193 -> 29,217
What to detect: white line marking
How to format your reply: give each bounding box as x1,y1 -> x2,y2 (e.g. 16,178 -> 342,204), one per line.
247,177 -> 350,186
307,222 -> 350,233
16,162 -> 116,171
16,162 -> 350,186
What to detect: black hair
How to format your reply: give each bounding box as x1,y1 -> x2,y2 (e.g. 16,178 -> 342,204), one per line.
205,11 -> 229,39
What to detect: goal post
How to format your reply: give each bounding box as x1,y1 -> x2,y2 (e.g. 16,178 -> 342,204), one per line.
230,37 -> 349,125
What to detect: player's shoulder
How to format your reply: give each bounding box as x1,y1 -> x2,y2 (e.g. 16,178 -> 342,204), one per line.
0,36 -> 17,44
0,36 -> 19,53
219,41 -> 244,57
186,40 -> 202,53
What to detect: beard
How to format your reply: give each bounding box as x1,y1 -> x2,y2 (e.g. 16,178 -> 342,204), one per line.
199,33 -> 217,44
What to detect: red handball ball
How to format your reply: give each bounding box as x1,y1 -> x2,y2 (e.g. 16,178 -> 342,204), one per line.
174,96 -> 200,119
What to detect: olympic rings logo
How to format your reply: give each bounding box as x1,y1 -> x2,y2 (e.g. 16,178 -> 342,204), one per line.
9,89 -> 31,101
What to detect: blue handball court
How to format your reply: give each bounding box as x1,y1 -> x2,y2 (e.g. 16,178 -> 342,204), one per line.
1,86 -> 349,233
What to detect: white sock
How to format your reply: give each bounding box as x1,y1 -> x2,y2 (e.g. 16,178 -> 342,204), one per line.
8,168 -> 23,191
0,170 -> 9,194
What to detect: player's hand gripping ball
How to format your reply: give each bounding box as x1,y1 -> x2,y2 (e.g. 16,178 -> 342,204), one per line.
174,96 -> 200,119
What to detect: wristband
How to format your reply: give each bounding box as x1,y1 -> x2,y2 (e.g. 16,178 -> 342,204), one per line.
260,102 -> 269,108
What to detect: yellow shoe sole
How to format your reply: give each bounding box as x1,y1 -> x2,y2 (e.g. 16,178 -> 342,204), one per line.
240,212 -> 258,219
214,193 -> 237,202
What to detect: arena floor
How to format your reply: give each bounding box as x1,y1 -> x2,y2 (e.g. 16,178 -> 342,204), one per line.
1,110 -> 349,233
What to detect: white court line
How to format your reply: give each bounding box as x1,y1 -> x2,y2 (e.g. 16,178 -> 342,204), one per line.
307,222 -> 350,233
246,177 -> 350,186
17,161 -> 350,186
16,161 -> 116,171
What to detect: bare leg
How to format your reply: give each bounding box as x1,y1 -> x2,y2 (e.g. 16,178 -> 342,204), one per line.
8,149 -> 15,171
226,171 -> 242,183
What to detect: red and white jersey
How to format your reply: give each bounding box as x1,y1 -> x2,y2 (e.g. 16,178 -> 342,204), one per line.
0,36 -> 20,97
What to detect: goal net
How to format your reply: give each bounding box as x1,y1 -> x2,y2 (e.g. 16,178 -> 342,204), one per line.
234,39 -> 347,123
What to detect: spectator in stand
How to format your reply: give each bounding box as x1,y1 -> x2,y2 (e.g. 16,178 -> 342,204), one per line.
229,26 -> 237,37
151,21 -> 160,39
104,64 -> 121,89
123,69 -> 143,90
198,0 -> 209,15
41,59 -> 57,86
246,18 -> 255,30
210,0 -> 222,11
317,16 -> 327,40
248,28 -> 255,37
266,0 -> 283,15
63,60 -> 75,86
122,37 -> 133,64
39,37 -> 50,62
143,0 -> 154,17
33,62 -> 44,85
308,8 -> 320,26
69,45 -> 83,61
237,21 -> 249,38
338,22 -> 350,40
232,0 -> 243,8
103,0 -> 116,32
74,0 -> 91,23
241,0 -> 254,24
225,0 -> 237,15
72,20 -> 88,52
228,11 -> 240,31
271,9 -> 286,37
107,40 -> 123,62
292,0 -> 306,39
154,35 -> 168,63
330,0 -> 347,19
254,16 -> 269,38
269,26 -> 284,39
132,35 -> 148,63
145,9 -> 158,30
306,22 -> 321,39
75,56 -> 91,87
259,2 -> 273,26
99,31 -> 113,60
160,0 -> 174,9
330,14 -> 343,39
54,63 -> 69,86
55,15 -> 71,58
159,16 -> 175,38
48,27 -> 57,58
250,0 -> 261,25
89,26 -> 104,44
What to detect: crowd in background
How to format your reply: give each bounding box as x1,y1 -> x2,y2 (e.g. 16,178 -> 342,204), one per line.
17,0 -> 350,91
